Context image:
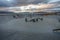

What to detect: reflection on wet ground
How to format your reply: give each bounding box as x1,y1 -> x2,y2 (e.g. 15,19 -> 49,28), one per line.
0,15 -> 60,40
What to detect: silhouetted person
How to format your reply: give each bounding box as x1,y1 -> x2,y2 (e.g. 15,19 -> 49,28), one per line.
32,19 -> 36,22
39,18 -> 43,21
25,18 -> 28,22
36,18 -> 38,22
30,19 -> 36,22
40,18 -> 43,21
13,16 -> 16,18
17,14 -> 19,17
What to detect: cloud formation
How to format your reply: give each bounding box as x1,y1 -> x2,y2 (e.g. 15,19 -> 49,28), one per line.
0,0 -> 60,7
48,0 -> 60,3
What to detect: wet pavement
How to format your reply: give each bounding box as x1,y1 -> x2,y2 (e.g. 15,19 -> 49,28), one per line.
0,15 -> 60,40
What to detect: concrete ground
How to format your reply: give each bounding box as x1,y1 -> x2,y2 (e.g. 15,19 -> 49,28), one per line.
0,15 -> 60,40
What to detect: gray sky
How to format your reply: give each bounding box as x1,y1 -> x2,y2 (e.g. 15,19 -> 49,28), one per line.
0,0 -> 60,7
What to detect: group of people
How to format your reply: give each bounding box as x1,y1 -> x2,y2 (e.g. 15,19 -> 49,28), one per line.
25,18 -> 43,22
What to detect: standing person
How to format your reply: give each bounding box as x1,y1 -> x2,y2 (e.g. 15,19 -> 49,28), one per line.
25,18 -> 28,22
36,18 -> 38,22
40,18 -> 43,21
32,19 -> 36,22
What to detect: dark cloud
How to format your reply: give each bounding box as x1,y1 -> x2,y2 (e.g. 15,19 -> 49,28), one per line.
0,0 -> 60,7
16,0 -> 47,4
0,0 -> 47,7
0,0 -> 17,7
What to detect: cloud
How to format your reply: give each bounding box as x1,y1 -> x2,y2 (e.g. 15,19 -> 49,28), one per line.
16,0 -> 46,4
0,0 -> 60,7
48,0 -> 60,3
27,0 -> 36,3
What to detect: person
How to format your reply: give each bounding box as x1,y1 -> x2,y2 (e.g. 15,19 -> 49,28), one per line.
25,18 -> 28,22
13,15 -> 16,18
38,18 -> 43,21
32,19 -> 36,22
40,18 -> 43,21
30,18 -> 36,22
36,18 -> 38,22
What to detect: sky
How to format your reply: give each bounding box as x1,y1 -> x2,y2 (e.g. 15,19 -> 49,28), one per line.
0,0 -> 60,7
